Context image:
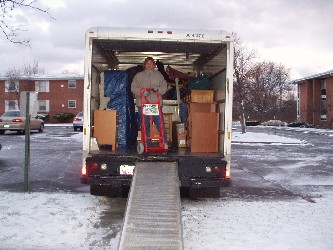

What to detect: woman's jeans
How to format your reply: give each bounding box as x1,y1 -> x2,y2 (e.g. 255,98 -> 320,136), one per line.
138,106 -> 168,144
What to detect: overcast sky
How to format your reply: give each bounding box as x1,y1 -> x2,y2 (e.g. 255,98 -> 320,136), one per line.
0,0 -> 332,80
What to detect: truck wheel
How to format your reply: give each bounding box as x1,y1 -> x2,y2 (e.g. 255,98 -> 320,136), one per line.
137,142 -> 144,154
90,185 -> 125,198
189,187 -> 221,199
90,185 -> 103,196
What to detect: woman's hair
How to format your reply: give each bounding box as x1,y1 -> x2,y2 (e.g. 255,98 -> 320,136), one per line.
144,57 -> 155,65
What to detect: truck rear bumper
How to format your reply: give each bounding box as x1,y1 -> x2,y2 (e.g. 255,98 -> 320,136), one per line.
81,175 -> 230,188
82,149 -> 230,188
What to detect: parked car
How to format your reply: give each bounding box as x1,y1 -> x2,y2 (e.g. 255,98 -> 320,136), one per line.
288,121 -> 314,128
245,120 -> 260,126
0,110 -> 44,135
73,112 -> 83,131
261,119 -> 287,126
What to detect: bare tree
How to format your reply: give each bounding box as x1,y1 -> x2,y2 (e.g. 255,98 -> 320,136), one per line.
5,60 -> 45,106
233,33 -> 258,133
247,61 -> 291,122
0,0 -> 53,45
23,60 -> 45,76
232,34 -> 294,125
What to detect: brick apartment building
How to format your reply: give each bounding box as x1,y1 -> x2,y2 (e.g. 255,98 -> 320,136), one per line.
0,73 -> 84,123
293,70 -> 333,129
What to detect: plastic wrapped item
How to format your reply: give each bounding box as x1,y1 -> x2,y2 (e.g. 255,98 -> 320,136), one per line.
104,70 -> 137,148
188,75 -> 210,90
166,66 -> 194,81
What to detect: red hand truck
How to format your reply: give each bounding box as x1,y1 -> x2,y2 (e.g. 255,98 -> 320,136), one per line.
137,88 -> 168,154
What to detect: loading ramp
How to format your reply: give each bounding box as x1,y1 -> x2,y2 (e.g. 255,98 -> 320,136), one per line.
118,161 -> 183,249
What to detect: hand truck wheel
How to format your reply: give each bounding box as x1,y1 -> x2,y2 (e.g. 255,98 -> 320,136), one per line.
137,142 -> 145,155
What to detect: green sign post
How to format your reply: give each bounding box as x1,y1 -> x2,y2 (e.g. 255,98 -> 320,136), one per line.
24,92 -> 31,192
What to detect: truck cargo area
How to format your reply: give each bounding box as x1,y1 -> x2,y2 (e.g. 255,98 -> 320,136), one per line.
81,27 -> 233,197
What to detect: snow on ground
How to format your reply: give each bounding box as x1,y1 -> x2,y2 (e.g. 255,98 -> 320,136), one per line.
182,196 -> 333,250
232,130 -> 304,144
0,193 -> 121,249
181,127 -> 333,250
1,126 -> 333,249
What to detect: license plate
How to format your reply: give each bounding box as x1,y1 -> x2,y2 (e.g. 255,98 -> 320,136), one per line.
120,164 -> 135,175
4,125 -> 10,128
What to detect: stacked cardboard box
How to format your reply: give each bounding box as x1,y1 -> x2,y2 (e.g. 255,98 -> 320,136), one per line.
186,90 -> 214,103
150,113 -> 173,142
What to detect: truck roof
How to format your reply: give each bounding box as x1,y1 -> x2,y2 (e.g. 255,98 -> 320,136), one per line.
86,27 -> 233,74
86,26 -> 232,42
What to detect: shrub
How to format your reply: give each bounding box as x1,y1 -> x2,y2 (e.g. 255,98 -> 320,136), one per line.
35,114 -> 50,121
53,112 -> 75,122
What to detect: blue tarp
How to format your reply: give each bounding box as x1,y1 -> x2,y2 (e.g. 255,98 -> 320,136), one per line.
104,70 -> 137,149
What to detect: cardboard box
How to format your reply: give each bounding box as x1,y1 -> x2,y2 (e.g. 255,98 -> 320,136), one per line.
176,123 -> 187,148
94,110 -> 118,151
151,113 -> 173,142
189,90 -> 214,103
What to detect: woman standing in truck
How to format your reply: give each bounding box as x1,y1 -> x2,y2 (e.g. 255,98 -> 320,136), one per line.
131,56 -> 168,149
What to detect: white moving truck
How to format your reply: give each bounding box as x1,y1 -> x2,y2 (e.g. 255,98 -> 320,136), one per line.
81,27 -> 233,198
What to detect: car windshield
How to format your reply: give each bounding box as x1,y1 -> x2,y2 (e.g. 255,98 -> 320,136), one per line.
77,112 -> 83,117
2,111 -> 20,117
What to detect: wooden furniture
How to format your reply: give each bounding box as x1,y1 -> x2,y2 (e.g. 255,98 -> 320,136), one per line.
93,110 -> 118,151
188,102 -> 216,138
191,112 -> 219,152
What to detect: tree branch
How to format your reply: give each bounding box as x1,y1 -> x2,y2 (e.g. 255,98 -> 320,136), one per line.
0,0 -> 54,45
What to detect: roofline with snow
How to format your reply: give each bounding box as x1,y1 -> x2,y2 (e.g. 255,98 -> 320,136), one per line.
291,69 -> 333,84
0,73 -> 83,81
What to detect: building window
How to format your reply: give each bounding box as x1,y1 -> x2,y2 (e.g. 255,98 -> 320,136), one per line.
68,100 -> 76,108
35,80 -> 49,92
68,80 -> 76,88
5,80 -> 19,92
38,100 -> 50,112
320,79 -> 327,121
5,100 -> 18,111
321,79 -> 326,97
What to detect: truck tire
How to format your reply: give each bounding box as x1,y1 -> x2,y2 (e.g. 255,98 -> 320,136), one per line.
90,185 -> 103,196
189,187 -> 221,199
90,185 -> 128,198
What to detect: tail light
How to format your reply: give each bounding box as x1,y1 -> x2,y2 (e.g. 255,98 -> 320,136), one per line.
12,119 -> 23,123
92,163 -> 98,169
213,166 -> 231,179
224,168 -> 231,178
74,117 -> 82,121
0,119 -> 2,122
81,166 -> 87,175
214,166 -> 222,174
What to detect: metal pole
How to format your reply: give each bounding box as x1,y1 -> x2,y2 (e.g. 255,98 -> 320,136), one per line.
24,92 -> 30,192
240,100 -> 246,134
